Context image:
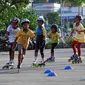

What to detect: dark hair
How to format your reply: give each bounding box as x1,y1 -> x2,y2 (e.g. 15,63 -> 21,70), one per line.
76,15 -> 82,20
51,24 -> 58,32
37,20 -> 44,23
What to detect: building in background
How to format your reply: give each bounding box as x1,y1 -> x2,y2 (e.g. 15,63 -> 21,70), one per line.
33,3 -> 60,15
33,2 -> 85,23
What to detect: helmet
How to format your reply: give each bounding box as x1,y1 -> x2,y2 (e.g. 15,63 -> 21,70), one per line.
51,24 -> 58,32
11,17 -> 20,23
21,18 -> 30,25
37,16 -> 45,22
75,15 -> 83,20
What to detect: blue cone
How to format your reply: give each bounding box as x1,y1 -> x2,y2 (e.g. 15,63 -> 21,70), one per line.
64,66 -> 73,70
44,69 -> 52,74
47,72 -> 57,77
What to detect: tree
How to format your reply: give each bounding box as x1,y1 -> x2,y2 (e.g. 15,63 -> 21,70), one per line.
0,0 -> 38,31
64,0 -> 85,14
45,12 -> 60,25
64,0 -> 85,6
0,0 -> 29,12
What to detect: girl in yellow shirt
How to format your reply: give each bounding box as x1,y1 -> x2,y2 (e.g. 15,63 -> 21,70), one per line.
13,18 -> 35,69
47,24 -> 66,62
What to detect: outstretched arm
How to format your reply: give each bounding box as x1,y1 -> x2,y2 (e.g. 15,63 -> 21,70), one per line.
59,36 -> 66,44
78,30 -> 85,34
59,36 -> 68,46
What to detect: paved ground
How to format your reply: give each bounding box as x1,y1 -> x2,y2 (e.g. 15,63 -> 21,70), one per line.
0,48 -> 85,85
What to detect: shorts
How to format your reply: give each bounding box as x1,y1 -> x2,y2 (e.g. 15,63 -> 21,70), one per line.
35,40 -> 45,52
17,44 -> 26,51
9,42 -> 14,48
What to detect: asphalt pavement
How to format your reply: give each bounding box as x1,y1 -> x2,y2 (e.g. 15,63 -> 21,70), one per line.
0,48 -> 85,85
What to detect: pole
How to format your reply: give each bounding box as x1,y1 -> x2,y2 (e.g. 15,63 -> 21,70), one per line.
60,0 -> 63,36
60,0 -> 63,26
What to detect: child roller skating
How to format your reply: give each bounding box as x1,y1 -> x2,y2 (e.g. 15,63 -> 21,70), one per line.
46,24 -> 66,62
68,15 -> 85,64
32,16 -> 46,68
12,18 -> 35,71
2,17 -> 20,70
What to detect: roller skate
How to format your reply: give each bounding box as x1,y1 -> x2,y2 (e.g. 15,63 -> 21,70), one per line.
68,54 -> 77,62
37,61 -> 46,67
77,57 -> 82,63
32,61 -> 38,67
2,62 -> 14,70
72,56 -> 82,64
46,56 -> 55,62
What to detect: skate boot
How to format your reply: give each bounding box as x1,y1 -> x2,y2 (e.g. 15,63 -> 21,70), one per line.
76,56 -> 82,64
68,54 -> 77,62
32,61 -> 38,67
9,62 -> 14,69
47,56 -> 55,62
17,64 -> 20,69
38,60 -> 46,67
72,55 -> 83,64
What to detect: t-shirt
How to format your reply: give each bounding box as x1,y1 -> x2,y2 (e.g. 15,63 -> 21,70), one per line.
7,25 -> 20,43
36,27 -> 46,36
73,23 -> 85,43
49,32 -> 60,43
36,27 -> 43,35
16,29 -> 35,49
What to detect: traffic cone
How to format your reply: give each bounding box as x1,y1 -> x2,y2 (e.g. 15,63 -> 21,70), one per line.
44,69 -> 52,74
47,72 -> 57,77
64,66 -> 73,70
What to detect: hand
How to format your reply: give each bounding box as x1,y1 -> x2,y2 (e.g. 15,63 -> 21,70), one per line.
5,36 -> 9,40
63,43 -> 68,46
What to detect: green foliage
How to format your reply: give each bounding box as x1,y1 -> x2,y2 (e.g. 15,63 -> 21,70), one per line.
45,12 -> 60,25
0,0 -> 38,31
65,0 -> 85,6
63,24 -> 68,32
